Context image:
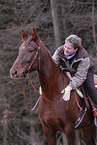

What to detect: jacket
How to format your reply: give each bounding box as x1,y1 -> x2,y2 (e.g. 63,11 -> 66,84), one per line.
52,45 -> 94,89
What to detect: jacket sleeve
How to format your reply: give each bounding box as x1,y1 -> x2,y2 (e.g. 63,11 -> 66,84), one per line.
69,57 -> 90,90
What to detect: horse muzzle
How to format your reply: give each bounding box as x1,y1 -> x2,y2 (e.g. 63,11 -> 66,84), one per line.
10,67 -> 19,79
10,67 -> 28,80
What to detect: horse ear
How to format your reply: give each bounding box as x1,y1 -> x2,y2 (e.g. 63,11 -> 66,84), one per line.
32,28 -> 38,41
21,29 -> 28,41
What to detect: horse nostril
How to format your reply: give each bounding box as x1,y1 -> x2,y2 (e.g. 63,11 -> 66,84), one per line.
14,70 -> 18,77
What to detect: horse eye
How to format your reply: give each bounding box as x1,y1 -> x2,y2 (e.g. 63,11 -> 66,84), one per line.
28,49 -> 33,52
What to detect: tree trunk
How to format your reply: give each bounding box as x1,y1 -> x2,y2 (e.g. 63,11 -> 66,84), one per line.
50,0 -> 64,49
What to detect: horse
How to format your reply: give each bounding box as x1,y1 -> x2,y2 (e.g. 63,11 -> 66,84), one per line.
10,28 -> 96,145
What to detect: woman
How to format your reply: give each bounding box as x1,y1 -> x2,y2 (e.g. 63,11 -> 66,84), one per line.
52,34 -> 97,118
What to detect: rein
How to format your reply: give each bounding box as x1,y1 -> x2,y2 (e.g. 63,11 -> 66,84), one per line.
20,77 -> 41,111
20,75 -> 63,110
21,75 -> 82,110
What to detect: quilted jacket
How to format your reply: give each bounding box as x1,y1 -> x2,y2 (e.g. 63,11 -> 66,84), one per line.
52,45 -> 94,89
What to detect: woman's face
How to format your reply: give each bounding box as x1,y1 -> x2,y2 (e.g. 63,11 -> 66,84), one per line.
64,41 -> 78,56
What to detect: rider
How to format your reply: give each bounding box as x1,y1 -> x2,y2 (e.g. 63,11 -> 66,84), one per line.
52,34 -> 97,118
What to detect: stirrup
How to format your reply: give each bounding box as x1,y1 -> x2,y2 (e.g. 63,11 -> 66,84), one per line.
94,117 -> 97,127
75,107 -> 87,128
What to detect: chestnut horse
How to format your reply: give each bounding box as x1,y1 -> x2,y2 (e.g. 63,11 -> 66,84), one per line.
10,29 -> 96,145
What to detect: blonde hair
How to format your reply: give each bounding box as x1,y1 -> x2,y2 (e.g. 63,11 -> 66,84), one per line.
65,34 -> 82,49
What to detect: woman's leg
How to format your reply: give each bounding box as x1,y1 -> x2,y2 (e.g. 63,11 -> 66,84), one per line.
83,68 -> 97,108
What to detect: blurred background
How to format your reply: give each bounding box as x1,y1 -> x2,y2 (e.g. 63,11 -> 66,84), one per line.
0,0 -> 97,144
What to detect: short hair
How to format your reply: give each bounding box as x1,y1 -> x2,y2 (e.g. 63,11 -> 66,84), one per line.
65,34 -> 82,49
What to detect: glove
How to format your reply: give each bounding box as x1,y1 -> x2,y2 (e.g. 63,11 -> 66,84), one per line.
61,85 -> 72,101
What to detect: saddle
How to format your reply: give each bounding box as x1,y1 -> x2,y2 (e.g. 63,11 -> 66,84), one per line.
74,85 -> 97,128
66,72 -> 97,127
79,80 -> 97,118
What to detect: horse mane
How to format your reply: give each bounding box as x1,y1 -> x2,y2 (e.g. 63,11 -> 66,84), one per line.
34,36 -> 69,99
37,37 -> 60,69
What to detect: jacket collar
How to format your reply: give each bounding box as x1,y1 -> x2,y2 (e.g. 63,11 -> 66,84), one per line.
66,52 -> 76,59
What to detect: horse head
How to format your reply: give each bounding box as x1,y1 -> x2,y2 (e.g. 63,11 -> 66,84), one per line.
10,29 -> 40,79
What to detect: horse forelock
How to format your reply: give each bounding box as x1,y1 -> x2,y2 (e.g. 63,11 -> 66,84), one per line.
20,36 -> 38,50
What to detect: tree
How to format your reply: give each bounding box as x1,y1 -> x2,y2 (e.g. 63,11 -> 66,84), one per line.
50,0 -> 64,49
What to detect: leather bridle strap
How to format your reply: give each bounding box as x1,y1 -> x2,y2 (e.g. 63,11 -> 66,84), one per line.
20,46 -> 41,110
21,75 -> 83,110
21,75 -> 64,111
27,75 -> 63,104
28,47 -> 40,72
20,79 -> 31,110
20,76 -> 42,111
27,75 -> 41,95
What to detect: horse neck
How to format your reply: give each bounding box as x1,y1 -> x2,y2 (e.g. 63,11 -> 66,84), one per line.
37,42 -> 68,98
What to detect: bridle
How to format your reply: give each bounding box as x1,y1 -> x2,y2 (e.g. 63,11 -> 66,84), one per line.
20,44 -> 63,110
20,42 -> 41,110
28,46 -> 40,72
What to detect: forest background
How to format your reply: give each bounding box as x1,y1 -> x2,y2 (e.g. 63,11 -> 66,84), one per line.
0,0 -> 97,145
